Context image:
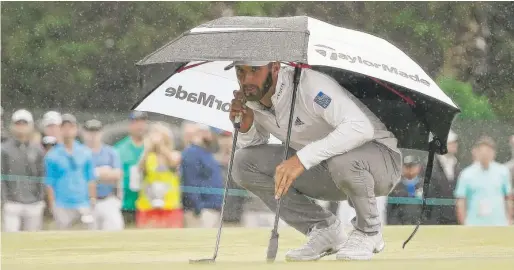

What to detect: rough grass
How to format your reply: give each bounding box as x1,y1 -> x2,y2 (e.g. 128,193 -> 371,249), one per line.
2,226 -> 514,270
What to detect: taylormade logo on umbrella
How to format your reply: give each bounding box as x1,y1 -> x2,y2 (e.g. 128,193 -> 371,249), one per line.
165,85 -> 231,112
314,44 -> 430,87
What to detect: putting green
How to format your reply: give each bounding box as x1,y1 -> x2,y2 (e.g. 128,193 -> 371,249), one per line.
2,226 -> 514,270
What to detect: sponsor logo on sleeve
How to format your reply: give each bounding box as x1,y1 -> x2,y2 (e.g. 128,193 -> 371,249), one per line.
314,91 -> 332,109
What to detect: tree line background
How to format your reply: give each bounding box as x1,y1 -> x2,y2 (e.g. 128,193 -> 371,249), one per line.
1,1 -> 513,123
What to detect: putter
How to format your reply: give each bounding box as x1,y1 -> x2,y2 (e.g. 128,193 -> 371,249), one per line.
189,117 -> 241,264
266,65 -> 303,263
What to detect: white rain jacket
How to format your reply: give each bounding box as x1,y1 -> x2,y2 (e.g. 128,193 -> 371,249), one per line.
237,66 -> 401,170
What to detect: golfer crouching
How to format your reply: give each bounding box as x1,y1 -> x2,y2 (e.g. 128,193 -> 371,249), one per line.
228,61 -> 402,261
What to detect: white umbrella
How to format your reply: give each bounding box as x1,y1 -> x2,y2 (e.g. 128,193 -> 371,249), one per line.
132,15 -> 460,257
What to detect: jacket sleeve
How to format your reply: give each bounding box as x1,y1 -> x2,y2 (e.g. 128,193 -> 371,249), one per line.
44,156 -> 57,188
1,147 -> 8,203
296,72 -> 374,170
236,119 -> 270,149
36,147 -> 46,201
181,150 -> 203,214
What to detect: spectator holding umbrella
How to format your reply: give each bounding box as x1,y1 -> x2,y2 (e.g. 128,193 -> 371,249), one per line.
1,109 -> 46,232
44,113 -> 96,230
455,136 -> 512,226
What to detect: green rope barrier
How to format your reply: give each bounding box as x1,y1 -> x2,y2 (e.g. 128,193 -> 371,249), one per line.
1,174 -> 456,206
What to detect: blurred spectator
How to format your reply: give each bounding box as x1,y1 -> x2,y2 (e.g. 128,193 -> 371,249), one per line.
1,109 -> 46,232
82,119 -> 124,231
215,131 -> 244,225
454,136 -> 512,226
387,155 -> 423,225
1,106 -> 8,142
41,111 -> 62,144
181,124 -> 223,228
30,131 -> 42,146
42,136 -> 58,155
505,135 -> 514,182
44,114 -> 96,230
135,122 -> 182,228
426,130 -> 461,225
181,121 -> 200,149
114,111 -> 148,226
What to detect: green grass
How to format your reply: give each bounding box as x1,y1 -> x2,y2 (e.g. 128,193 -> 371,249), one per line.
2,226 -> 514,270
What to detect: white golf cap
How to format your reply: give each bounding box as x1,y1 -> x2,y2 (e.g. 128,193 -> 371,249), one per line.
224,61 -> 271,70
42,111 -> 62,127
447,130 -> 458,143
12,109 -> 33,123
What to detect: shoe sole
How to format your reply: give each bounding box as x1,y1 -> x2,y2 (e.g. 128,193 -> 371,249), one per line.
285,248 -> 339,262
335,242 -> 385,261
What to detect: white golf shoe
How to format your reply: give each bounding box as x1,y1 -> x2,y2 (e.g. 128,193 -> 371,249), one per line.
285,219 -> 347,262
336,228 -> 385,261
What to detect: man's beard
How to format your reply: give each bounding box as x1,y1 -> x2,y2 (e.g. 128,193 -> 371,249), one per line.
243,70 -> 273,102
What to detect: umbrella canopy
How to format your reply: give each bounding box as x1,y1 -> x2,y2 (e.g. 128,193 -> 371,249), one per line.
134,15 -> 460,154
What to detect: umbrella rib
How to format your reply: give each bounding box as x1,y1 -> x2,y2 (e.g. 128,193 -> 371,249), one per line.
368,77 -> 415,106
186,29 -> 309,36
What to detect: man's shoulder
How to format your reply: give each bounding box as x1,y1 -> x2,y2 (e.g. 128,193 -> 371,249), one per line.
492,162 -> 510,175
102,144 -> 117,154
45,147 -> 61,161
460,164 -> 478,178
299,68 -> 350,109
114,137 -> 134,152
28,143 -> 44,156
73,142 -> 93,158
182,145 -> 199,158
1,139 -> 13,152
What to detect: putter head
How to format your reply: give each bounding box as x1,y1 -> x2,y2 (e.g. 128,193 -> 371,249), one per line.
266,231 -> 279,263
189,258 -> 216,264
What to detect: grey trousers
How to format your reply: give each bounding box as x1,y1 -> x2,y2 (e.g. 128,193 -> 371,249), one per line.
232,141 -> 401,235
53,206 -> 95,230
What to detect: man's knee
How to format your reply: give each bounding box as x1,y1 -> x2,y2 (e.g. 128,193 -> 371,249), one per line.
327,155 -> 370,194
231,148 -> 253,187
232,146 -> 271,189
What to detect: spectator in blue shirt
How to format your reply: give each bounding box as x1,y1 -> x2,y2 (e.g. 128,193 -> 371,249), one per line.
45,114 -> 96,230
82,119 -> 124,231
181,124 -> 223,228
455,136 -> 513,226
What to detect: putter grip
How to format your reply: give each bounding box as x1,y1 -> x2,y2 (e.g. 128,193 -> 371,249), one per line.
234,113 -> 242,129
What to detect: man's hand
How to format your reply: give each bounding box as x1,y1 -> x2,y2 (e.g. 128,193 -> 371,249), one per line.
274,155 -> 305,199
230,90 -> 254,132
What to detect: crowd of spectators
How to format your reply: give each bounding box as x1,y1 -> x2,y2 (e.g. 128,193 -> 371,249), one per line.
1,108 -> 513,232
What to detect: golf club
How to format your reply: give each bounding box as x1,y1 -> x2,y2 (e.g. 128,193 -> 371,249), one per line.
266,65 -> 302,263
189,122 -> 240,264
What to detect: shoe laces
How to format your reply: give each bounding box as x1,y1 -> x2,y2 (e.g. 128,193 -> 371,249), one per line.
345,229 -> 367,249
305,227 -> 324,246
